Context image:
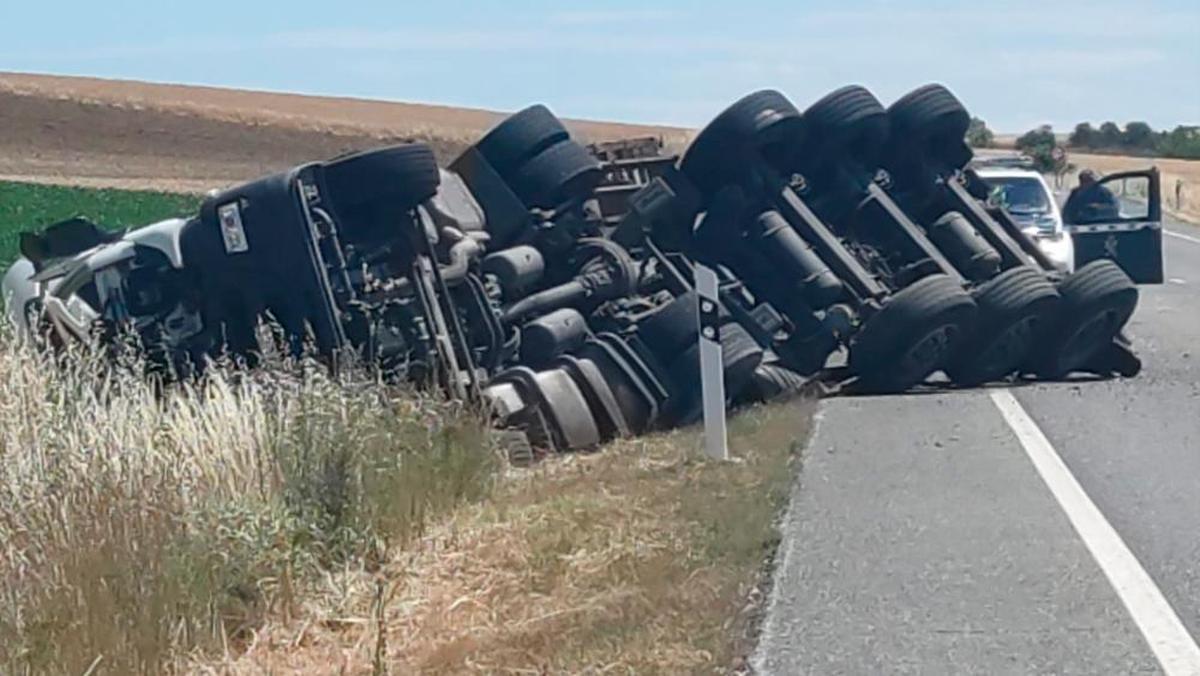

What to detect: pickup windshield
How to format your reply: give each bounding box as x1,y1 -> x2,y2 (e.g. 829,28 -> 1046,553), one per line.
984,176 -> 1052,215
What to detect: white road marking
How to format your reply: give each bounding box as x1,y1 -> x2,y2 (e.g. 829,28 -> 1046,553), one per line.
1166,229 -> 1200,246
990,390 -> 1200,675
1169,278 -> 1188,285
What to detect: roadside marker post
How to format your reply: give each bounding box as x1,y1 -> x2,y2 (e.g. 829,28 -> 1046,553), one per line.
695,263 -> 729,461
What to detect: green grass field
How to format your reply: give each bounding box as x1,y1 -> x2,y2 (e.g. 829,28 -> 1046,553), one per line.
0,181 -> 199,266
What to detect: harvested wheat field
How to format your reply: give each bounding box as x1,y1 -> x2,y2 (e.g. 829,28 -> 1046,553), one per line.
0,72 -> 690,194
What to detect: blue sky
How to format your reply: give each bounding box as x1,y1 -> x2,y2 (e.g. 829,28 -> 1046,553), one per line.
2,0 -> 1196,133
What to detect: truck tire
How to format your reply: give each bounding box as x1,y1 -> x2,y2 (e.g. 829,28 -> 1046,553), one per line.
887,84 -> 973,170
680,89 -> 806,195
945,266 -> 1061,386
802,85 -> 889,170
1027,260 -> 1138,379
323,144 -> 441,212
511,140 -> 603,209
849,274 -> 978,393
476,104 -> 570,178
745,363 -> 811,402
636,291 -> 699,357
666,322 -> 764,424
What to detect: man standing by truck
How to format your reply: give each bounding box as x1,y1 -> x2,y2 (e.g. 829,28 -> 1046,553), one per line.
1064,169 -> 1120,223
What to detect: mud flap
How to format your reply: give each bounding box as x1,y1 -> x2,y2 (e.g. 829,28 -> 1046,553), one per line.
1081,333 -> 1142,378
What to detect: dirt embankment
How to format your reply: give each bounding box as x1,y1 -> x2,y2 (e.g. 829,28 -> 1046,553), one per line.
0,72 -> 690,194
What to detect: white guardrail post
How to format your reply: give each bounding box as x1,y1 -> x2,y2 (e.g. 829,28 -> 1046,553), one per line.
695,263 -> 729,461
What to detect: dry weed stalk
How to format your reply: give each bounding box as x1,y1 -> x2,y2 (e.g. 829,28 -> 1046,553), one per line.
0,331 -> 494,674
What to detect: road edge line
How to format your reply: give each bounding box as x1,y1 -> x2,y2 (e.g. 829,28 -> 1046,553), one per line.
1166,229 -> 1200,246
990,390 -> 1200,675
750,405 -> 827,674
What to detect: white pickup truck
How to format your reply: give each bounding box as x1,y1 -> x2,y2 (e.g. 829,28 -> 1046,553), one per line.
976,165 -> 1076,273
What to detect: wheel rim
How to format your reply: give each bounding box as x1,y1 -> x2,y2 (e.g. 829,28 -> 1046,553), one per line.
1055,309 -> 1122,374
892,323 -> 960,387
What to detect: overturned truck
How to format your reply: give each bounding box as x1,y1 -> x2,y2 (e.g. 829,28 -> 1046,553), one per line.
2,84 -> 1163,456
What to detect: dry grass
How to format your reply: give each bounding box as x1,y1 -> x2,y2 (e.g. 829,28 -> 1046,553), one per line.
207,401 -> 812,674
0,324 -> 811,674
0,333 -> 496,674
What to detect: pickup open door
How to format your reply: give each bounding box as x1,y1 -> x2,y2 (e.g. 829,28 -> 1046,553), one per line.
1064,168 -> 1164,284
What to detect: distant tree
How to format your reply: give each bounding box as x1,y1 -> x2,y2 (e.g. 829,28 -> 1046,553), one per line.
1122,121 -> 1155,150
1068,122 -> 1096,148
1015,124 -> 1056,151
1098,121 -> 1122,147
1015,125 -> 1058,172
966,117 -> 995,148
1157,125 -> 1200,160
1064,121 -> 1199,159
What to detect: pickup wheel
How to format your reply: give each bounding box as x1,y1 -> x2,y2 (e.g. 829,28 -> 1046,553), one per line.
323,143 -> 440,212
476,104 -> 570,178
887,84 -> 974,171
511,140 -> 603,209
680,89 -> 806,195
945,266 -> 1061,386
849,274 -> 978,393
1027,259 -> 1138,379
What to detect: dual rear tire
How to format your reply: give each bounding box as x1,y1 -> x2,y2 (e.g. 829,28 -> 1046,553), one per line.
849,274 -> 978,393
1028,260 -> 1138,379
474,105 -> 602,209
886,84 -> 974,172
679,89 -> 807,196
946,266 -> 1061,386
946,260 -> 1138,385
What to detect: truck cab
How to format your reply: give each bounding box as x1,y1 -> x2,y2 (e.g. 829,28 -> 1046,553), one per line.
2,217 -> 199,352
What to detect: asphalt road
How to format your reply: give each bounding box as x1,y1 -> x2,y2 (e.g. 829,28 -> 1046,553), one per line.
755,218 -> 1200,675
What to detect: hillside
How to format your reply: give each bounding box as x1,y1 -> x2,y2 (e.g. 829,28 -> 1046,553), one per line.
0,72 -> 690,193
2,72 -> 1194,224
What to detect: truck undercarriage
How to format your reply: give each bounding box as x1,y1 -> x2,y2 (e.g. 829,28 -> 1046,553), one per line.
2,85 -> 1163,456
